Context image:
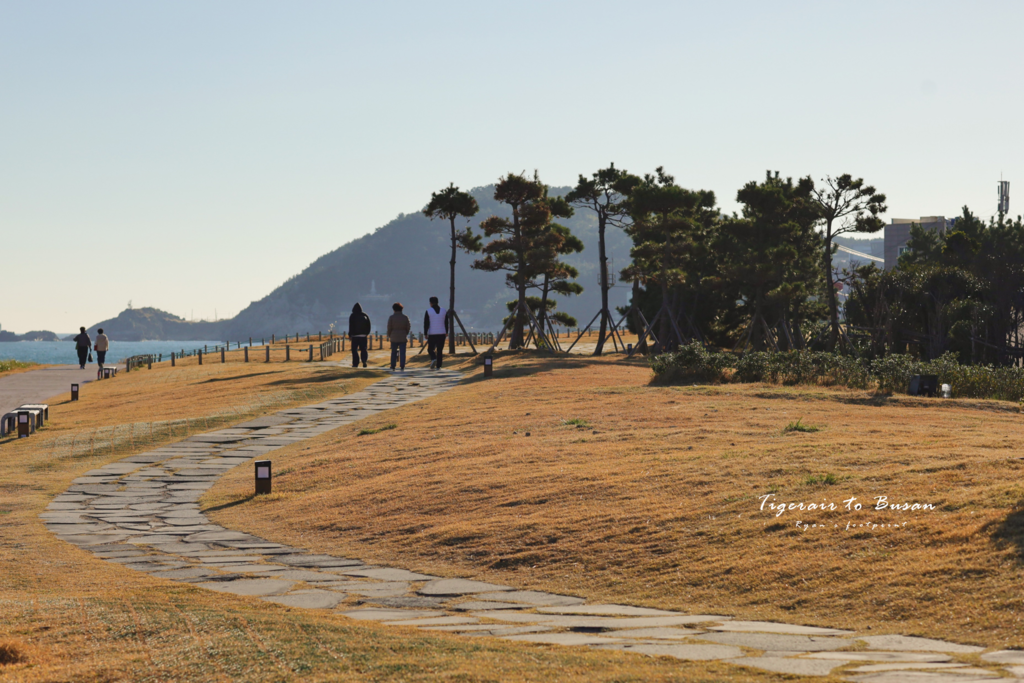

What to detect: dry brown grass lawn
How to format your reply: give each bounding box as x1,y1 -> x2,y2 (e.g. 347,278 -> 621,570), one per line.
208,353 -> 1024,652
0,358 -> 781,682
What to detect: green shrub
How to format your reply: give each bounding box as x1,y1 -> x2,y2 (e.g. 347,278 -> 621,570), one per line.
648,342 -> 729,384
650,347 -> 1024,402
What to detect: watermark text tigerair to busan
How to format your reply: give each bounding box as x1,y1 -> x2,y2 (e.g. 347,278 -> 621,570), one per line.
758,494 -> 936,531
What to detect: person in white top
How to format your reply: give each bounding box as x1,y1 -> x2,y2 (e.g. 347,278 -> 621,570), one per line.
94,328 -> 110,371
423,296 -> 449,369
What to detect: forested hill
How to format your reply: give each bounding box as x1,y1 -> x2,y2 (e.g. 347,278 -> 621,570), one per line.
220,184 -> 635,338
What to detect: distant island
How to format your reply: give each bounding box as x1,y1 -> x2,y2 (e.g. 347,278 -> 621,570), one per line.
0,329 -> 62,342
77,307 -> 223,342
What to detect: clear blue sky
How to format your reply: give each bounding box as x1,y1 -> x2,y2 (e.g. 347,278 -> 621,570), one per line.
2,1 -> 1021,333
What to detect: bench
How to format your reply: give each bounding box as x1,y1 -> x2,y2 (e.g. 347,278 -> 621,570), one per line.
0,413 -> 17,437
17,404 -> 48,425
1,411 -> 36,437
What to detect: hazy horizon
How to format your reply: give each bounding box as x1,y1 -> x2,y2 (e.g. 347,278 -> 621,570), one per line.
3,1 -> 1022,333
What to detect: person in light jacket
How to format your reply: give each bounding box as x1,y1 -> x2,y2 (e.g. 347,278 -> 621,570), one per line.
423,296 -> 449,369
94,328 -> 109,371
73,327 -> 92,369
349,303 -> 371,368
386,302 -> 411,371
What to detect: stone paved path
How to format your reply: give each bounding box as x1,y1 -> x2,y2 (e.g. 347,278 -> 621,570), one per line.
0,365 -> 116,418
42,367 -> 1022,681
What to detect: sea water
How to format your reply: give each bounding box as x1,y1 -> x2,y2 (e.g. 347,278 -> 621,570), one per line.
0,341 -> 229,365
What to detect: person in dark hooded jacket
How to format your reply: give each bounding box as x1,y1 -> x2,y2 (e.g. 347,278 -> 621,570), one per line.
349,303 -> 371,368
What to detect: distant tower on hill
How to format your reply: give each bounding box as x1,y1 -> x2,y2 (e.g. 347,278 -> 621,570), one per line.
364,280 -> 389,301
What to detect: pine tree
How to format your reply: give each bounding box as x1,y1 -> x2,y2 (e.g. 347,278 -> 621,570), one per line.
529,222 -> 584,333
811,175 -> 886,350
424,183 -> 481,353
473,172 -> 573,348
620,167 -> 717,351
566,164 -> 636,354
713,171 -> 822,351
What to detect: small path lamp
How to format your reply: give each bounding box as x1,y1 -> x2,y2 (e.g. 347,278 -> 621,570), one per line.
255,460 -> 272,495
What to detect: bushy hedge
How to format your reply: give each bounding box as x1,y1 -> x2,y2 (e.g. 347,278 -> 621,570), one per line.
649,343 -> 1024,402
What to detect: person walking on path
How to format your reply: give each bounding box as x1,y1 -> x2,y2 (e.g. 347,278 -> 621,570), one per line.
349,303 -> 371,368
424,296 -> 449,369
387,303 -> 411,371
73,327 -> 92,369
94,328 -> 109,371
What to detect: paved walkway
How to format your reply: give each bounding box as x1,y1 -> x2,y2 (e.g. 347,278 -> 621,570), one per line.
41,368 -> 1024,682
0,365 -> 117,417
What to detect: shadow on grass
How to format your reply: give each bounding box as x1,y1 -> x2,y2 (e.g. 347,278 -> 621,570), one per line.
203,494 -> 256,513
201,372 -> 278,383
457,350 -> 646,386
267,369 -> 381,386
991,504 -> 1024,562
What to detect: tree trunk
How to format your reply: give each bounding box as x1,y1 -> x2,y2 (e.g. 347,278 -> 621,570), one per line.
448,217 -> 457,355
657,281 -> 670,354
540,275 -> 551,346
594,212 -> 609,356
633,279 -> 648,354
510,207 -> 527,349
823,223 -> 840,351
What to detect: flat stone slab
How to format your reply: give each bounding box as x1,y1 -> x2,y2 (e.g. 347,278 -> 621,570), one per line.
212,564 -> 285,574
597,642 -> 743,660
472,611 -> 724,629
806,651 -> 952,662
362,596 -> 449,609
981,650 -> 1024,664
197,579 -> 295,596
341,609 -> 445,621
473,590 -> 585,606
151,567 -> 221,580
538,604 -> 686,617
266,570 -> 348,582
726,656 -> 847,677
333,582 -> 411,597
847,672 -> 1001,683
163,518 -> 211,526
123,562 -> 190,572
502,633 -> 624,647
235,415 -> 295,428
450,601 -> 529,612
601,627 -> 704,640
858,635 -> 984,654
708,620 -> 854,636
184,531 -> 259,542
384,616 -> 479,627
193,555 -> 266,564
344,567 -> 437,581
696,631 -> 853,652
58,533 -> 136,546
130,534 -> 196,544
849,663 -> 975,673
418,579 -> 513,595
274,554 -> 364,568
262,590 -> 346,609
